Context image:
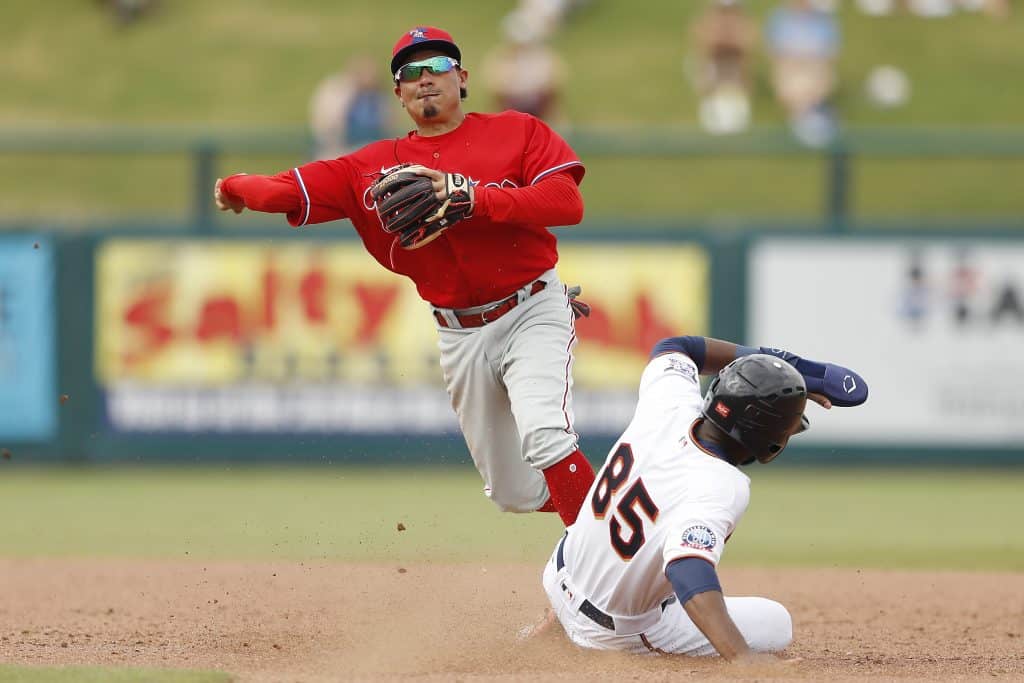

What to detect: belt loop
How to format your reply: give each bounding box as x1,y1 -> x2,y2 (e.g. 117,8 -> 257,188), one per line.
517,283 -> 530,304
519,278 -> 546,304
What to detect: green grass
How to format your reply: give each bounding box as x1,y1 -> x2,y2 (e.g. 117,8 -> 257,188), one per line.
733,468 -> 1024,570
0,465 -> 1020,571
0,665 -> 229,683
1,2 -> 1023,222
0,465 -> 563,563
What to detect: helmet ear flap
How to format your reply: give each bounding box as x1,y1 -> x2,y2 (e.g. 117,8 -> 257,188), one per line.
759,437 -> 788,464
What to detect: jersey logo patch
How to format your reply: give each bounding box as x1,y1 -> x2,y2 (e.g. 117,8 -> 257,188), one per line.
483,178 -> 519,190
665,358 -> 697,383
680,525 -> 717,552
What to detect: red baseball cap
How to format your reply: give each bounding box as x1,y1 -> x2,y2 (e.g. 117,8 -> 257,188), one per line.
390,26 -> 462,77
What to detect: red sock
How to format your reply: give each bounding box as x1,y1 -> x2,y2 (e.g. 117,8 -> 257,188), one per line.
541,449 -> 596,526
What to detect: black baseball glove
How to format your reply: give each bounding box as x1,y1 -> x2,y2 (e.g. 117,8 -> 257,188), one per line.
370,164 -> 474,249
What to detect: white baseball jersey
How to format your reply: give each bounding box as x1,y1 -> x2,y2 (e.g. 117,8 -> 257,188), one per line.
560,351 -> 750,618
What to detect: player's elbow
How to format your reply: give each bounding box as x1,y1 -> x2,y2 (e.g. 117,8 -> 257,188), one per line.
551,193 -> 583,226
650,336 -> 707,368
561,204 -> 584,226
554,174 -> 584,225
667,556 -> 721,604
565,186 -> 584,225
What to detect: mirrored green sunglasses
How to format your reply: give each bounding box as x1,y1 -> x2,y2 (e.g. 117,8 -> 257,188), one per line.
394,56 -> 460,83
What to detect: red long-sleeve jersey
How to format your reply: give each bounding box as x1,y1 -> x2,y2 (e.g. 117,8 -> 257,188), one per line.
221,111 -> 585,308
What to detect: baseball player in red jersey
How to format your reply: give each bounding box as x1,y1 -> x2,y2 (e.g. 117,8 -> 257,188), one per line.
213,26 -> 595,525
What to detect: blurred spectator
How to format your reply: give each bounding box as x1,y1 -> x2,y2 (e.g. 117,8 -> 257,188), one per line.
487,0 -> 590,122
899,253 -> 929,329
864,64 -> 911,109
309,55 -> 392,160
907,0 -> 956,16
766,0 -> 840,146
856,0 -> 897,13
688,0 -> 758,135
513,0 -> 593,36
949,248 -> 978,326
482,16 -> 568,123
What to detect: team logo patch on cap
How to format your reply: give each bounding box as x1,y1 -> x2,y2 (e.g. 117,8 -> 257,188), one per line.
680,525 -> 717,551
714,401 -> 731,418
410,27 -> 428,41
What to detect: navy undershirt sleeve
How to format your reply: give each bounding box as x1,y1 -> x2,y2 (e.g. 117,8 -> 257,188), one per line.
665,556 -> 722,605
650,336 -> 707,370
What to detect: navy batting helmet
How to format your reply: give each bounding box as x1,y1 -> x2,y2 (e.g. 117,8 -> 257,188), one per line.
701,354 -> 809,465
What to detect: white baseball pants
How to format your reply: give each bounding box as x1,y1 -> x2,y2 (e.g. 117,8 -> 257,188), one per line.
436,268 -> 580,513
542,549 -> 793,656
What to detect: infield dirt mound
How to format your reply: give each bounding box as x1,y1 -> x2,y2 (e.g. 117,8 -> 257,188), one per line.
0,558 -> 1021,681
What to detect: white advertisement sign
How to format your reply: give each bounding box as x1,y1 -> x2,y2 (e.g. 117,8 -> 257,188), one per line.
749,239 -> 1024,446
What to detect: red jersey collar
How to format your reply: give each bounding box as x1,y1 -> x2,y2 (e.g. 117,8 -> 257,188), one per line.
405,112 -> 476,144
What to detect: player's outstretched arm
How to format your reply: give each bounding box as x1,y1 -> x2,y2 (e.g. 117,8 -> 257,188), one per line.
650,336 -> 868,407
732,342 -> 868,407
213,172 -> 304,217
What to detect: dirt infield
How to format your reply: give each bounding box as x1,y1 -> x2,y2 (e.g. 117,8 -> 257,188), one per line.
0,558 -> 1021,681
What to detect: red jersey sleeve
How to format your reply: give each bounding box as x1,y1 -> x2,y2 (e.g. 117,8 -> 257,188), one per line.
287,158 -> 361,227
220,172 -> 301,215
520,114 -> 585,187
474,171 -> 584,226
221,159 -> 359,227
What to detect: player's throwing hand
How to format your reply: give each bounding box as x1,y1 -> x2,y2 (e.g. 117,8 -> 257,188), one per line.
214,177 -> 245,214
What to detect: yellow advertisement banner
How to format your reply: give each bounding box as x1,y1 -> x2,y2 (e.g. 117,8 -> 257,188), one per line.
558,244 -> 709,387
96,240 -> 708,390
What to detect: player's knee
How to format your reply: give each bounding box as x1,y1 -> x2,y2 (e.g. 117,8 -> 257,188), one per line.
488,497 -> 536,513
484,485 -> 547,513
521,428 -> 577,471
748,599 -> 793,653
